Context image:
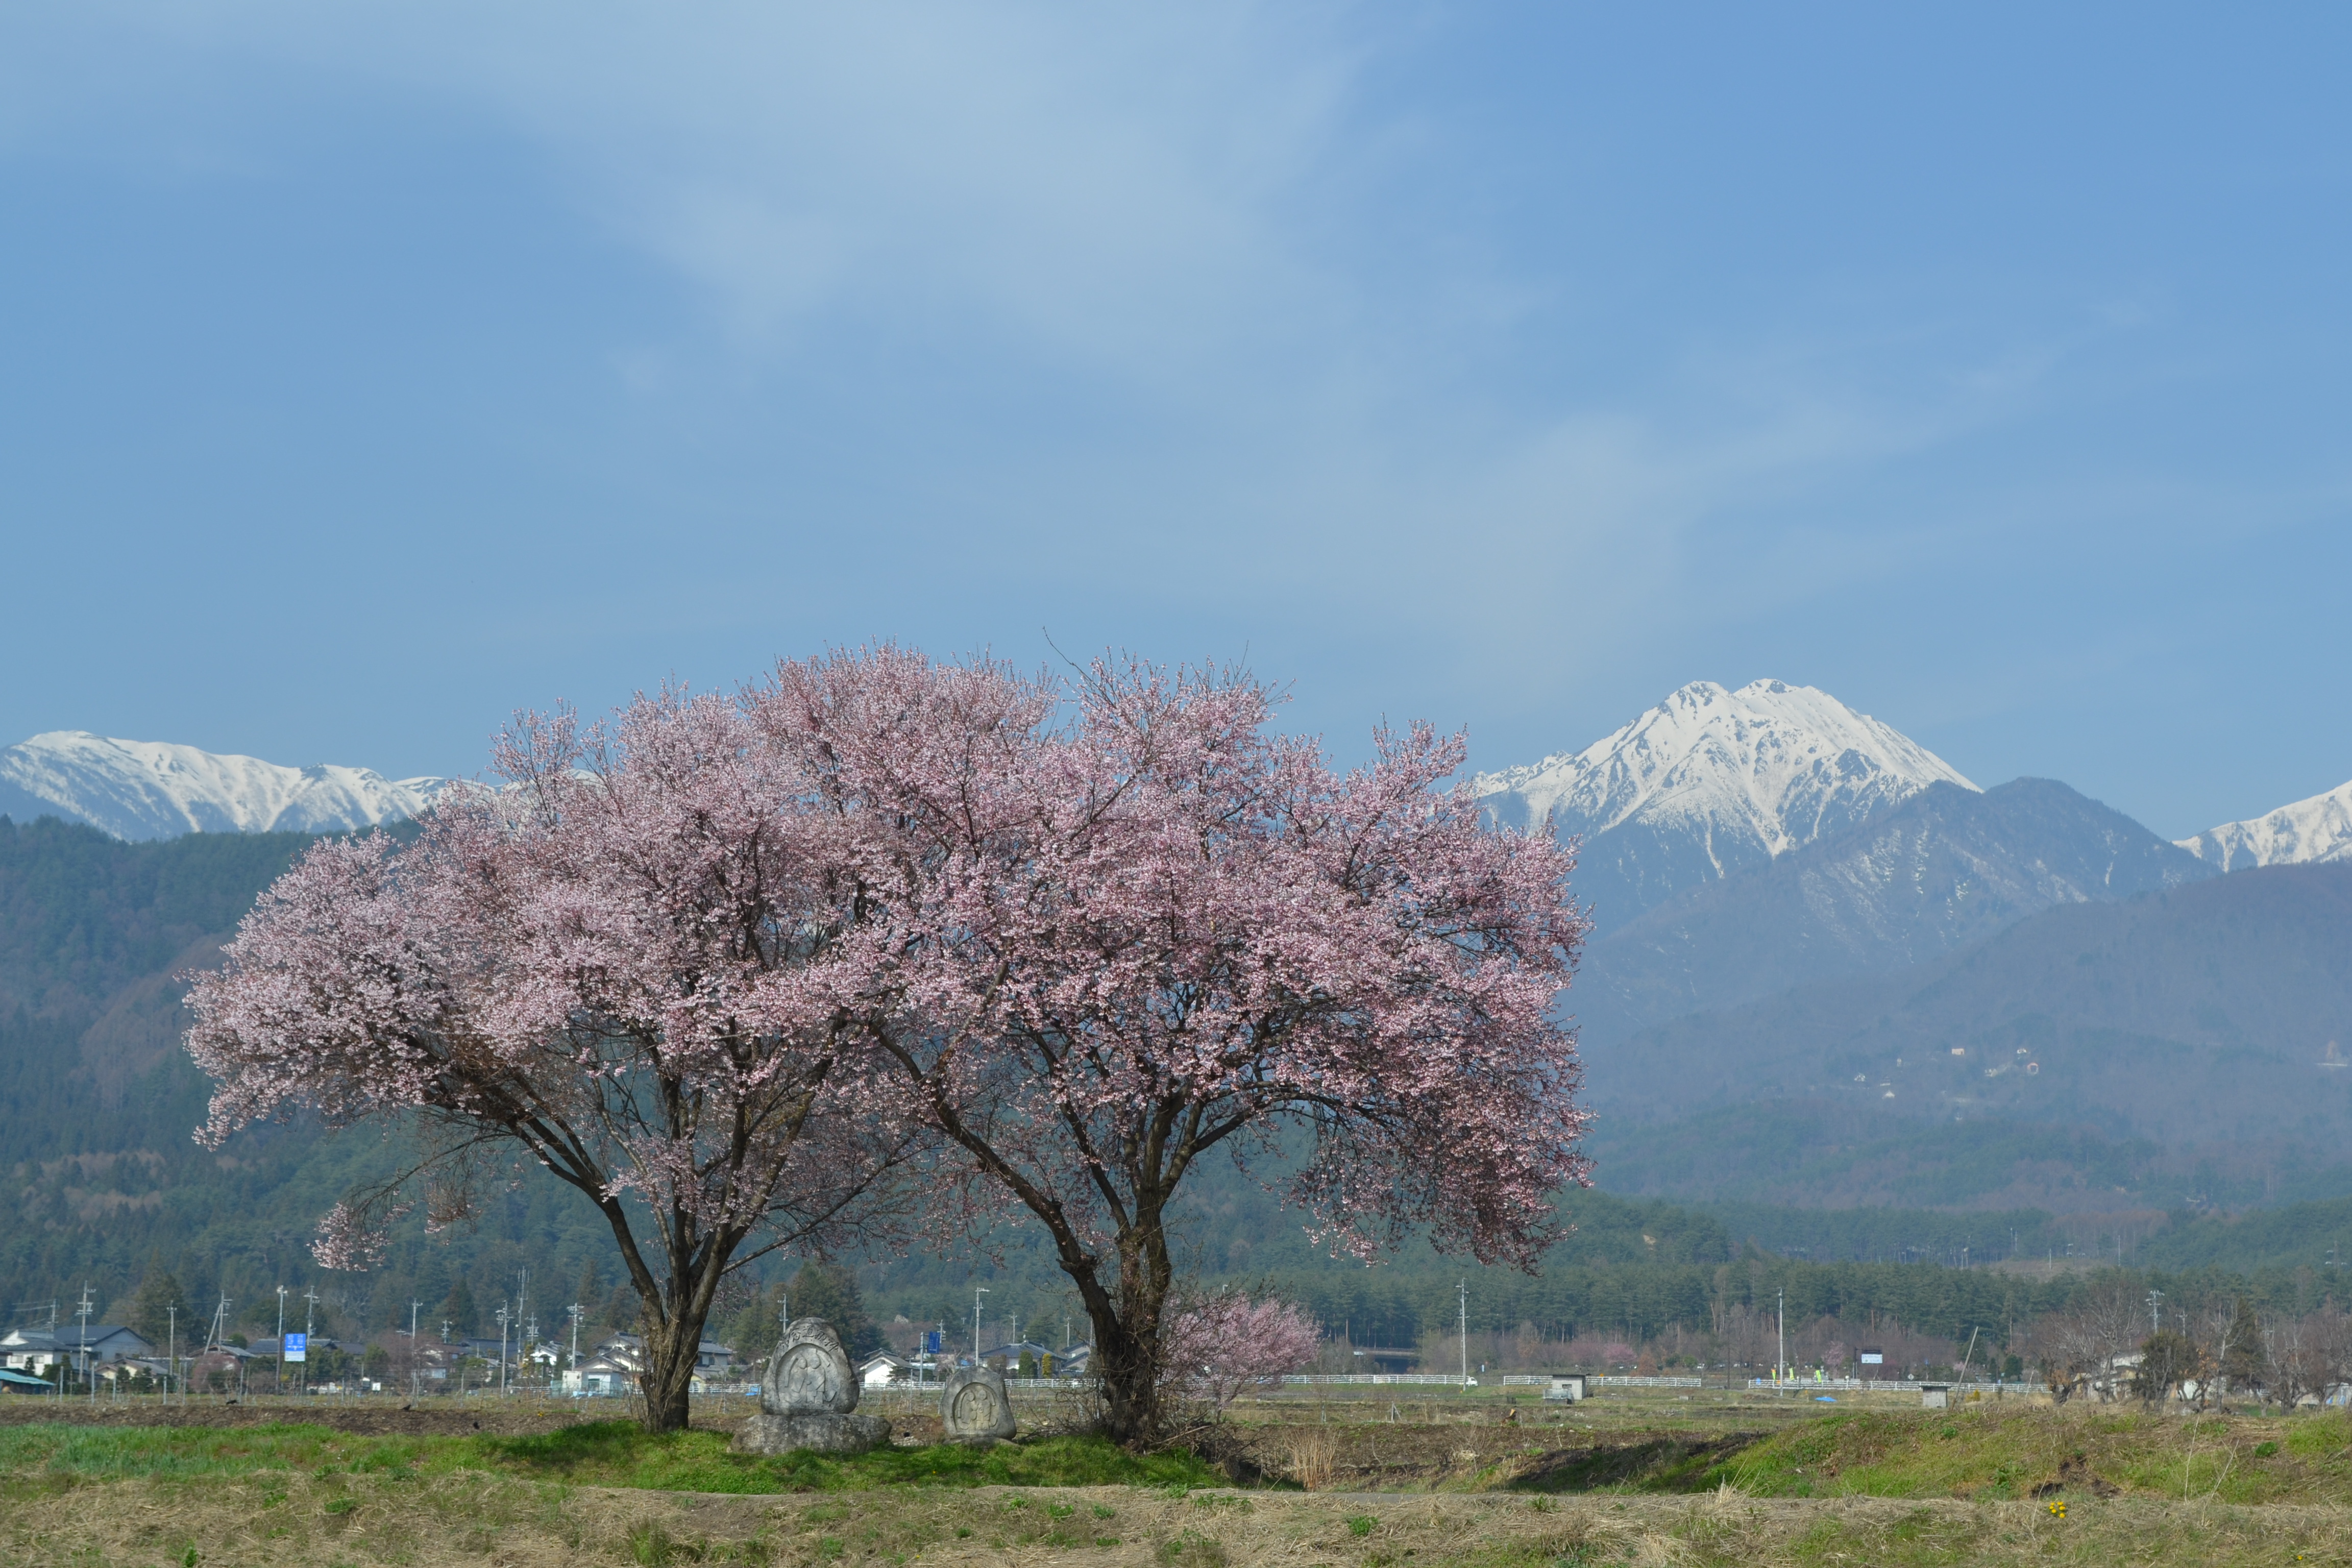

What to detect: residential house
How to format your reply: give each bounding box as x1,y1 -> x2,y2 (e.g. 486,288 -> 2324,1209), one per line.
0,1324 -> 156,1376
590,1334 -> 737,1378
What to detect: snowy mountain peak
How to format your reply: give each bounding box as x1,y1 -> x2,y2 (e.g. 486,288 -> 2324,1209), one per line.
2176,778 -> 2352,871
1476,677 -> 1976,851
1473,679 -> 1976,929
0,731 -> 455,842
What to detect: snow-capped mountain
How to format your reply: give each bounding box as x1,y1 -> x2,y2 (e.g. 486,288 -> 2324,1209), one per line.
0,731 -> 454,841
2176,778 -> 2352,871
1476,679 -> 1977,929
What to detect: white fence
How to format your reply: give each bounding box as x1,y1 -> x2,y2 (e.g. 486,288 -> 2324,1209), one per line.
1284,1374 -> 1480,1386
1750,1377 -> 2033,1393
1496,1374 -> 1704,1388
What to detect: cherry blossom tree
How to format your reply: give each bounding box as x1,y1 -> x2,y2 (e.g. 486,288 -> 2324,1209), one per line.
183,690 -> 924,1433
1161,1293 -> 1322,1408
755,650 -> 1592,1445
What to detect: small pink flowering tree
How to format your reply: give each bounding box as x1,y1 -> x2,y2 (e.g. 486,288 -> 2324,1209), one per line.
183,690 -> 924,1433
759,651 -> 1592,1446
1161,1294 -> 1323,1409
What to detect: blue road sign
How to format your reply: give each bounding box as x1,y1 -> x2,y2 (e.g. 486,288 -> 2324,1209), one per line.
923,1330 -> 942,1354
283,1333 -> 308,1363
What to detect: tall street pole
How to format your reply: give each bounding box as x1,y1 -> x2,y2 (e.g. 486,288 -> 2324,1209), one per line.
973,1287 -> 989,1366
1458,1282 -> 1469,1389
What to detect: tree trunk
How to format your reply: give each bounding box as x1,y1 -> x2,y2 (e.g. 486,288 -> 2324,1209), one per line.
1068,1208 -> 1175,1449
638,1300 -> 708,1434
1087,1295 -> 1159,1448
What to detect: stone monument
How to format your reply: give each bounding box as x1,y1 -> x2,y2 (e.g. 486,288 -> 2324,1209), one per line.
733,1317 -> 893,1456
940,1365 -> 1017,1444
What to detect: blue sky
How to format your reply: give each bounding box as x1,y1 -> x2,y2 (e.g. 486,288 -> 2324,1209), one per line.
2,3 -> 2346,838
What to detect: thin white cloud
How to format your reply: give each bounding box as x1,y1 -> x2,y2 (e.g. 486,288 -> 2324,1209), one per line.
87,2 -> 1367,384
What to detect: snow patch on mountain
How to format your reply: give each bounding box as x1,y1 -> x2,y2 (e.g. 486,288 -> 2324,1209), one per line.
2177,778 -> 2352,871
1476,679 -> 1976,851
0,731 -> 455,841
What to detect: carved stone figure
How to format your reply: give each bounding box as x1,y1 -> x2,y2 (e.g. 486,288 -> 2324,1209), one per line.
762,1317 -> 859,1415
940,1365 -> 1017,1443
732,1317 -> 891,1456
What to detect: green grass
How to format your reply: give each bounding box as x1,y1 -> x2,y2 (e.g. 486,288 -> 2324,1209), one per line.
0,1419 -> 1218,1499
1690,1406 -> 2352,1505
477,1423 -> 1217,1493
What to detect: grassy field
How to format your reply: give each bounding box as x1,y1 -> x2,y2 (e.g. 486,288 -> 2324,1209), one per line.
0,1394 -> 2347,1565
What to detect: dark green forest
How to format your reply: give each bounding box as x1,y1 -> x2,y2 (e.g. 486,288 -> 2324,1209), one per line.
4,812 -> 2347,1364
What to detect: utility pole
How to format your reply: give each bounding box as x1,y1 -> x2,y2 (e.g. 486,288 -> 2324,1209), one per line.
973,1287 -> 989,1366
205,1293 -> 231,1399
166,1305 -> 177,1407
1777,1289 -> 1787,1388
77,1285 -> 94,1406
1458,1281 -> 1469,1389
2147,1289 -> 2164,1337
497,1303 -> 510,1394
569,1304 -> 582,1385
277,1287 -> 288,1395
409,1301 -> 421,1340
302,1286 -> 318,1399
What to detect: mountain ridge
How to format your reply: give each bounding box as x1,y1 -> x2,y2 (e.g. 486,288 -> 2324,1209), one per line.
0,730 -> 453,841
2179,776 -> 2352,871
1575,776 -> 2219,1039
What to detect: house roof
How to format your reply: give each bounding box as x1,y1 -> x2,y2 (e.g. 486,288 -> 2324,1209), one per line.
2,1325 -> 151,1352
981,1341 -> 1067,1360
247,1336 -> 346,1357
595,1334 -> 734,1355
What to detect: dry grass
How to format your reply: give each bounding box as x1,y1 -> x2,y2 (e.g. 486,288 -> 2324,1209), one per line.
1284,1429 -> 1336,1492
4,1470 -> 2350,1566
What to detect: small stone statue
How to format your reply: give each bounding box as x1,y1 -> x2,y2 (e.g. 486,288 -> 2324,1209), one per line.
732,1318 -> 893,1456
940,1364 -> 1017,1443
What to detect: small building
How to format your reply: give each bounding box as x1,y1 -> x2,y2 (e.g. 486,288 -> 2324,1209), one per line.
562,1356 -> 635,1396
0,1325 -> 157,1375
1542,1374 -> 1588,1402
590,1334 -> 736,1376
858,1351 -> 909,1388
979,1340 -> 1064,1377
1920,1384 -> 1951,1410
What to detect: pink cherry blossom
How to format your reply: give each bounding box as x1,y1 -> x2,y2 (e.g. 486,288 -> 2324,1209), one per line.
184,683 -> 928,1433
745,649 -> 1591,1443
185,646 -> 1589,1443
1161,1293 -> 1323,1407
